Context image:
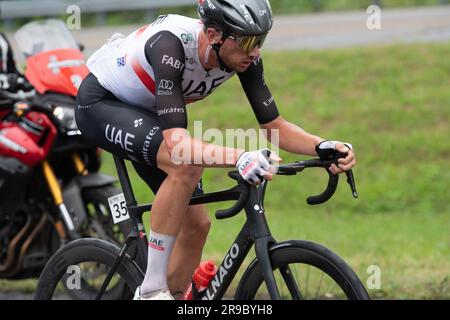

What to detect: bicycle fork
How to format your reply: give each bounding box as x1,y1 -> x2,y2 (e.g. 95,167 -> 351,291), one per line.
94,231 -> 138,300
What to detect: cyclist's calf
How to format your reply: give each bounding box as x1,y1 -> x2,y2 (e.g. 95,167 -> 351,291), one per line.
183,205 -> 211,243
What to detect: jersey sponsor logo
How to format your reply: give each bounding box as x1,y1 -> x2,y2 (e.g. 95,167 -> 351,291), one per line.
157,79 -> 174,96
203,243 -> 240,300
253,56 -> 262,66
157,107 -> 185,116
263,96 -> 274,107
181,33 -> 194,44
162,55 -> 185,71
158,79 -> 174,90
183,76 -> 226,97
149,34 -> 163,48
142,126 -> 160,165
148,237 -> 165,251
184,57 -> 196,72
105,124 -> 135,153
117,54 -> 127,67
134,118 -> 143,127
186,57 -> 195,65
241,160 -> 256,176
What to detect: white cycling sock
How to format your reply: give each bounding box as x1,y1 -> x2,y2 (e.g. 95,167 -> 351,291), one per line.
140,230 -> 175,296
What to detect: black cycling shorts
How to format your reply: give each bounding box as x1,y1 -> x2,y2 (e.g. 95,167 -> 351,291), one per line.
75,73 -> 203,196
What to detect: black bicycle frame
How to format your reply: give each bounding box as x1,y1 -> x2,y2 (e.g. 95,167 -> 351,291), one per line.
201,179 -> 283,300
95,154 -> 356,300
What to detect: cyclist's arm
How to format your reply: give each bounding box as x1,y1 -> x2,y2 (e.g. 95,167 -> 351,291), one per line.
238,57 -> 323,156
262,116 -> 324,156
238,56 -> 280,125
145,32 -> 243,167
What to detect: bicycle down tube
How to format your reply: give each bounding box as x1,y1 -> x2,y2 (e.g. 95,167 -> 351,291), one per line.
201,181 -> 282,300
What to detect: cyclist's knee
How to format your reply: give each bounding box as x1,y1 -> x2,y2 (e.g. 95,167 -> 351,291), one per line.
167,164 -> 203,188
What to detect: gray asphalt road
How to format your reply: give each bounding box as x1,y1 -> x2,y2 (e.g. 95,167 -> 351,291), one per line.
64,5 -> 450,58
267,5 -> 450,50
4,6 -> 450,62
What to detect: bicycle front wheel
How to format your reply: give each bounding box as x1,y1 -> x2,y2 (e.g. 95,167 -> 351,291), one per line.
235,240 -> 370,300
35,238 -> 144,300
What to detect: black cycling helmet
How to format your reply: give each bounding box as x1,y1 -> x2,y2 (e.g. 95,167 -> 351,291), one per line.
198,0 -> 273,70
198,0 -> 273,36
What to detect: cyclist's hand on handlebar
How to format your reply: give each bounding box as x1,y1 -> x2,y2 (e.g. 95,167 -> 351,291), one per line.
236,149 -> 282,184
316,140 -> 356,175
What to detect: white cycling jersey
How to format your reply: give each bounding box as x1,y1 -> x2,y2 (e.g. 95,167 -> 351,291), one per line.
87,14 -> 235,108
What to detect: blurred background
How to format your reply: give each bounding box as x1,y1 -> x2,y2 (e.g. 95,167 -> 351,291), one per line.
0,0 -> 449,299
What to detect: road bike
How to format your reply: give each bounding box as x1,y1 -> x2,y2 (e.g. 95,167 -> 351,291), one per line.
35,153 -> 370,300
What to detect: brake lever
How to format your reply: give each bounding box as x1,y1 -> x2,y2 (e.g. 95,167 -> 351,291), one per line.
346,170 -> 358,198
335,151 -> 358,199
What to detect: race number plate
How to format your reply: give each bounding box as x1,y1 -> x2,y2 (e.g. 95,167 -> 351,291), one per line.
108,193 -> 130,224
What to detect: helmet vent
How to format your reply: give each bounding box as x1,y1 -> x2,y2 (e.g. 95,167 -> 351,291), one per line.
217,0 -> 233,9
245,5 -> 259,26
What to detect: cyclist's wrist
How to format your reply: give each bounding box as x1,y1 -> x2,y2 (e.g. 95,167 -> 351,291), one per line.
234,149 -> 246,166
315,140 -> 353,161
314,138 -> 326,154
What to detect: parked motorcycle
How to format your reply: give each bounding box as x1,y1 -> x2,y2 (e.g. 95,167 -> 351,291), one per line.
0,20 -> 130,299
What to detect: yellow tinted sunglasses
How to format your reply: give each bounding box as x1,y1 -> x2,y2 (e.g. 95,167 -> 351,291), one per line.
228,33 -> 268,54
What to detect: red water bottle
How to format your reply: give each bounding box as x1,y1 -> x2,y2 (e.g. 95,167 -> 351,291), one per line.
183,260 -> 217,300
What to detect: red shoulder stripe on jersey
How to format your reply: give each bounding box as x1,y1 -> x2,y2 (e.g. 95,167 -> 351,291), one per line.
131,58 -> 156,95
129,24 -> 155,94
136,24 -> 149,37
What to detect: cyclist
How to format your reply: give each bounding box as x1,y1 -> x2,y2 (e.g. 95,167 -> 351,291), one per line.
75,0 -> 356,300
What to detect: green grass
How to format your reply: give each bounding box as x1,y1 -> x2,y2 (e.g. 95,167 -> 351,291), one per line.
2,42 -> 449,299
